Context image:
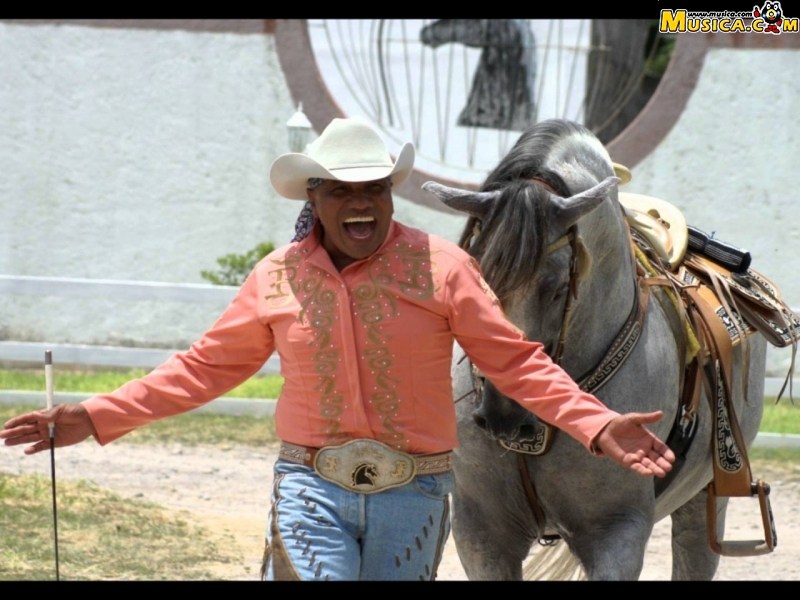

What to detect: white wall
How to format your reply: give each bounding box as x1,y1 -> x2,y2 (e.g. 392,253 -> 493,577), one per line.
626,47 -> 800,378
0,22 -> 796,380
1,23 -> 294,281
0,22 -> 465,349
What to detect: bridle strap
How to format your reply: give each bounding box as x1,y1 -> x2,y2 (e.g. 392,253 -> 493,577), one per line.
516,452 -> 552,544
577,281 -> 649,393
547,224 -> 648,394
551,226 -> 580,366
574,231 -> 651,393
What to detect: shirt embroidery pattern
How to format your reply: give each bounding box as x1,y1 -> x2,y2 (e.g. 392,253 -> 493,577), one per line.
264,257 -> 298,309
273,253 -> 348,444
360,244 -> 436,449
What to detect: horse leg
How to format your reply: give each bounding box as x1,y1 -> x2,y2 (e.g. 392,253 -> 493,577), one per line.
534,455 -> 657,580
450,436 -> 538,579
566,512 -> 654,580
669,488 -> 723,580
451,492 -> 535,579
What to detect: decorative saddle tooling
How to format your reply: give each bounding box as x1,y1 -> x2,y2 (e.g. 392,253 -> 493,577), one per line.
622,192 -> 799,557
487,183 -> 799,557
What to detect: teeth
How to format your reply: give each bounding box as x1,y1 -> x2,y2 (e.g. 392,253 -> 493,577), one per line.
344,216 -> 375,224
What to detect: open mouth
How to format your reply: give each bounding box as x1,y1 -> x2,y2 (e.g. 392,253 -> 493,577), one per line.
343,216 -> 377,240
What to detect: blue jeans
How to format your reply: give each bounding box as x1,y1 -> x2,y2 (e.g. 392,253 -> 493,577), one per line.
261,460 -> 454,581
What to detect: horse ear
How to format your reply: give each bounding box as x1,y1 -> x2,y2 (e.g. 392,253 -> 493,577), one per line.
552,176 -> 620,228
422,181 -> 501,219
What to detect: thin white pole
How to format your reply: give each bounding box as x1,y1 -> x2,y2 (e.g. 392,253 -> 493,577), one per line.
44,350 -> 60,581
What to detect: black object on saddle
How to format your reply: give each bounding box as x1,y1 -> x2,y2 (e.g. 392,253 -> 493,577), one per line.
687,225 -> 751,273
653,405 -> 698,498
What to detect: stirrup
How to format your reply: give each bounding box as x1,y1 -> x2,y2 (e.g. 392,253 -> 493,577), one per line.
706,479 -> 777,556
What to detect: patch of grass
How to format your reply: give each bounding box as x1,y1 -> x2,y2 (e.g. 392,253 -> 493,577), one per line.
2,368 -> 798,433
0,368 -> 284,399
0,473 -> 245,580
758,398 -> 800,434
124,411 -> 278,447
750,446 -> 800,466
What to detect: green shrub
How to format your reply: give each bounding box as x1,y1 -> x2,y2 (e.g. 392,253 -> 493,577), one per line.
201,241 -> 275,286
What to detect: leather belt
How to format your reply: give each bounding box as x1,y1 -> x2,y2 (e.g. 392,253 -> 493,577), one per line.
279,440 -> 453,494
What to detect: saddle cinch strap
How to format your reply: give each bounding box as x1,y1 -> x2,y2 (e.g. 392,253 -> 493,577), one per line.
682,285 -> 777,556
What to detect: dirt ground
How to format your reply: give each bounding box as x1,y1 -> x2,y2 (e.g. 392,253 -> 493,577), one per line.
2,440 -> 798,581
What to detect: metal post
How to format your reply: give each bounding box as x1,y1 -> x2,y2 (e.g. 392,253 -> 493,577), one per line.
44,350 -> 60,581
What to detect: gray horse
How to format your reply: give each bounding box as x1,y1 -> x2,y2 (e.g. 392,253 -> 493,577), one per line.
423,118 -> 771,580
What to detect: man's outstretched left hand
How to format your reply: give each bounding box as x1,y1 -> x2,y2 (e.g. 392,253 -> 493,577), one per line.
593,411 -> 676,478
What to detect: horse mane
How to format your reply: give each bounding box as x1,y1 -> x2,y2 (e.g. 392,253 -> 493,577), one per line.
462,183 -> 552,301
459,119 -> 588,301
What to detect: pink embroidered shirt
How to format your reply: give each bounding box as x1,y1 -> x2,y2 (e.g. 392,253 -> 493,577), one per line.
83,221 -> 620,454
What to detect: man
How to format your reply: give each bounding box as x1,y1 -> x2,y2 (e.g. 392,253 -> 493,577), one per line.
1,116 -> 674,581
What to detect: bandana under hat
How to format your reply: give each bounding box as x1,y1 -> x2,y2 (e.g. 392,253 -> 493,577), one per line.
291,202 -> 316,243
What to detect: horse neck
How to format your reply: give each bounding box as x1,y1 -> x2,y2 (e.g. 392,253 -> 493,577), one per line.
560,203 -> 639,377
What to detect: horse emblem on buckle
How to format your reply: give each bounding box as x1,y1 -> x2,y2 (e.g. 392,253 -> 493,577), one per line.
314,439 -> 416,494
351,462 -> 380,486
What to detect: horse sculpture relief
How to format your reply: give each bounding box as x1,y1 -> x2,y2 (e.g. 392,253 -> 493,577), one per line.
423,118 -> 799,580
420,19 -> 537,131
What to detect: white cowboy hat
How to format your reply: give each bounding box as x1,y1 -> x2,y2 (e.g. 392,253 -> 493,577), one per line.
270,117 -> 416,200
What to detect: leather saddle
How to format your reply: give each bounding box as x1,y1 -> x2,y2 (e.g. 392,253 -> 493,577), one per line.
622,191 -> 799,557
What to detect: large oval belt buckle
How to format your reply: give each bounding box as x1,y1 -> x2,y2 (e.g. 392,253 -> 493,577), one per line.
314,439 -> 417,494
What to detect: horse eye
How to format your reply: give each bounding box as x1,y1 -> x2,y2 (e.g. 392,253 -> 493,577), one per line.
539,274 -> 567,301
547,287 -> 567,305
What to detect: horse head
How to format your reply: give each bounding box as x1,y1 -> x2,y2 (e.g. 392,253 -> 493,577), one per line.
419,19 -> 531,50
424,172 -> 619,442
423,173 -> 619,357
419,19 -> 537,131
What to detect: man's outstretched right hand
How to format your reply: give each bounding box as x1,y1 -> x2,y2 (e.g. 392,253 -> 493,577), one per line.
1,403 -> 96,455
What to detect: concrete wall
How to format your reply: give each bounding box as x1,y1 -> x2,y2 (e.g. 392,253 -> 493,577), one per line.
625,46 -> 800,378
0,20 -> 797,380
0,21 -> 465,350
